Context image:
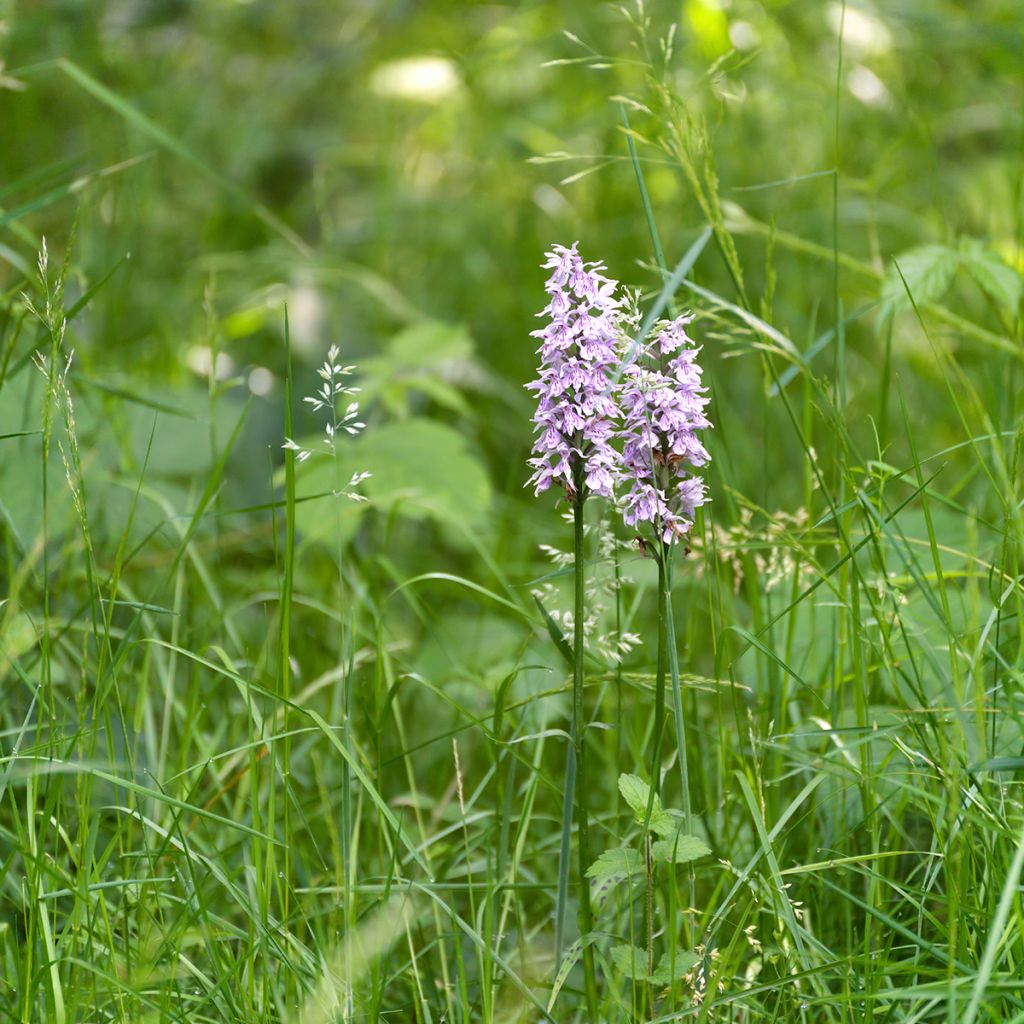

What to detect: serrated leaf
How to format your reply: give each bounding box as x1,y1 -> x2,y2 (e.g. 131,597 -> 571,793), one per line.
618,773 -> 660,825
610,944 -> 651,981
618,773 -> 677,834
880,244 -> 958,321
586,846 -> 644,881
649,950 -> 700,985
648,809 -> 678,838
651,835 -> 711,865
959,238 -> 1022,313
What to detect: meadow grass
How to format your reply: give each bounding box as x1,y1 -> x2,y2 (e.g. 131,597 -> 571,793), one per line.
2,2 -> 1024,1022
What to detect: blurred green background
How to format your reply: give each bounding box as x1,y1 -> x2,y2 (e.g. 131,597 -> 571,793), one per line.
3,0 -> 1021,580
4,0 -> 1022,673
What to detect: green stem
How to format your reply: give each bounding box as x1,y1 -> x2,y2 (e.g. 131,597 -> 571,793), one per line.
662,540 -> 696,937
572,476 -> 599,1020
645,831 -> 655,1020
650,553 -> 668,790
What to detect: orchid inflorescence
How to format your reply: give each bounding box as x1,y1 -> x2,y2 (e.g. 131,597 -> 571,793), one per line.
526,242 -> 711,544
620,313 -> 710,542
525,244 -> 626,499
283,343 -> 370,500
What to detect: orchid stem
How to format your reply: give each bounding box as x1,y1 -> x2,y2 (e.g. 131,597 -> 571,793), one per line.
573,474 -> 599,1020
662,539 -> 696,938
651,551 -> 668,791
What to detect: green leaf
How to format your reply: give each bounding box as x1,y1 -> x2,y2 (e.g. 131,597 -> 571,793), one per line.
294,417 -> 492,549
618,773 -> 657,822
959,238 -> 1022,313
649,950 -> 700,985
618,772 -> 674,833
610,944 -> 650,982
651,835 -> 712,865
360,418 -> 491,526
548,933 -> 600,1012
648,809 -> 678,838
586,846 -> 645,881
389,320 -> 473,365
360,320 -> 481,416
880,244 -> 958,321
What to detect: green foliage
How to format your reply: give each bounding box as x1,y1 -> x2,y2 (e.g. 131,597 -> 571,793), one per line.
585,845 -> 645,881
880,240 -> 1022,323
1,1 -> 1023,1022
880,243 -> 961,320
359,319 -> 480,418
650,951 -> 700,985
294,416 -> 492,547
618,772 -> 677,836
959,239 -> 1023,313
609,944 -> 700,985
651,835 -> 711,865
610,943 -> 650,982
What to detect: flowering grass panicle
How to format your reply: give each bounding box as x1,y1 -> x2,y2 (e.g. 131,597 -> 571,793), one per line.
620,313 -> 711,542
526,243 -> 626,499
283,343 -> 370,499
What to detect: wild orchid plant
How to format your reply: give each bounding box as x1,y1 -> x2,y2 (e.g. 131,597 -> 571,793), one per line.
613,312 -> 713,1012
527,243 -> 625,1017
527,243 -> 712,1010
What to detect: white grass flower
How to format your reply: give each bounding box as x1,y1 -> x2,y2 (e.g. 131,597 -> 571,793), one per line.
282,344 -> 370,499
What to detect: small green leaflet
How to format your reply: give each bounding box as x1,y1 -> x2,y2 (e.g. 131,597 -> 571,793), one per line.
618,773 -> 676,837
610,944 -> 650,981
650,950 -> 700,985
652,835 -> 712,865
880,238 -> 1022,323
609,945 -> 700,984
959,238 -> 1022,313
586,846 -> 644,881
881,244 -> 958,322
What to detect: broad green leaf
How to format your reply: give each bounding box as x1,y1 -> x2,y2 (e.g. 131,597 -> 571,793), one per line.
0,611 -> 37,682
618,773 -> 656,822
586,846 -> 645,881
388,320 -> 474,365
652,835 -> 712,865
648,810 -> 679,838
618,772 -> 674,833
360,320 -> 481,416
959,239 -> 1022,313
650,950 -> 700,985
880,244 -> 958,321
610,944 -> 650,982
294,417 -> 492,548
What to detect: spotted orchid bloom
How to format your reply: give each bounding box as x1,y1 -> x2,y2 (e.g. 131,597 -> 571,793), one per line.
526,243 -> 626,499
619,314 -> 711,542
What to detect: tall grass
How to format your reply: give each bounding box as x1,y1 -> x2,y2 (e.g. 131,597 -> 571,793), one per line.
2,2 -> 1024,1022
